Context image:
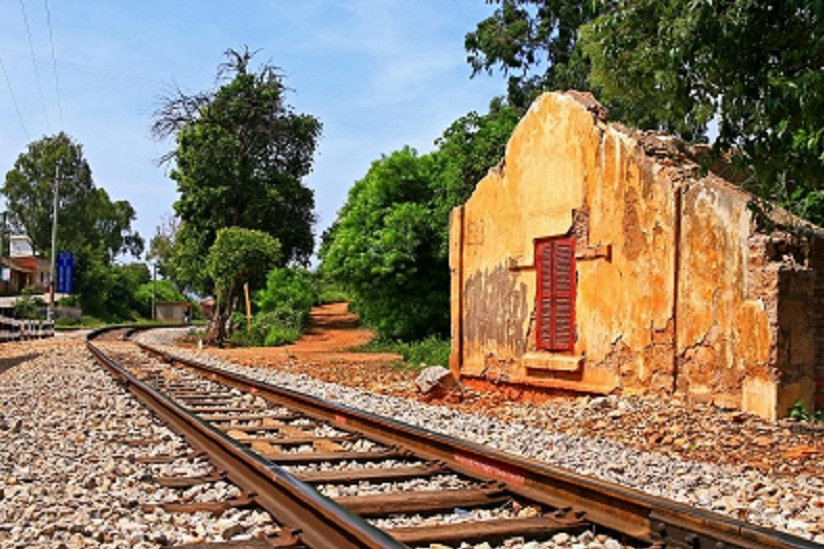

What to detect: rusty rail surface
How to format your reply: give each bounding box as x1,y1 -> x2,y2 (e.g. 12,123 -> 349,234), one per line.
86,327 -> 405,549
125,332 -> 823,549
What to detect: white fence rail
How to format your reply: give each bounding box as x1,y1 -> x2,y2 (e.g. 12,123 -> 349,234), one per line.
0,316 -> 54,342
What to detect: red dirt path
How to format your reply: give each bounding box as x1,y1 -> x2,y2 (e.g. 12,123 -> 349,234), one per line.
202,302 -> 419,394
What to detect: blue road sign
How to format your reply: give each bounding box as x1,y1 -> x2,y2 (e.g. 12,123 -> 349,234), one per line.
56,252 -> 74,294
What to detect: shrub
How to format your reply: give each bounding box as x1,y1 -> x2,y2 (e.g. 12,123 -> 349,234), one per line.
789,399 -> 824,423
231,267 -> 318,347
360,336 -> 451,370
57,295 -> 79,307
229,308 -> 305,347
255,268 -> 318,324
80,315 -> 106,327
264,323 -> 301,346
315,273 -> 349,304
226,267 -> 321,348
13,296 -> 46,319
55,316 -> 80,327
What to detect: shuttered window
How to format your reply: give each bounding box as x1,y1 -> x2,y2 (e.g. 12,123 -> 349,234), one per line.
535,237 -> 576,352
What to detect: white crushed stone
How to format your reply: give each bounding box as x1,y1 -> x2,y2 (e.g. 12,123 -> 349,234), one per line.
138,328 -> 824,543
0,342 -> 280,548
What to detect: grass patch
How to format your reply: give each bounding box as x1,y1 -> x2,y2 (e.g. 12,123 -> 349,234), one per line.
358,336 -> 450,371
789,399 -> 824,423
79,315 -> 108,327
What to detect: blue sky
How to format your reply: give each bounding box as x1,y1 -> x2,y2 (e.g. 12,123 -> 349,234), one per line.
0,1 -> 504,260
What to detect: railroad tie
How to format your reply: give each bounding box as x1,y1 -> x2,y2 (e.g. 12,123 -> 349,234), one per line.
386,514 -> 590,547
333,486 -> 510,517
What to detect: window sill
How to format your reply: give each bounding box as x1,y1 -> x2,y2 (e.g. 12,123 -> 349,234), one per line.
523,352 -> 584,372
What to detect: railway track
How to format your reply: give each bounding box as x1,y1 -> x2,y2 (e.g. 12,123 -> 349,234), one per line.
87,327 -> 823,549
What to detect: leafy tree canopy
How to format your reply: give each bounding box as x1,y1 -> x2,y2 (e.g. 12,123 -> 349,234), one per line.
135,279 -> 187,319
465,0 -> 602,108
321,101 -> 521,341
206,227 -> 281,344
2,132 -> 143,259
255,267 -> 317,323
153,47 -> 321,294
147,214 -> 178,280
467,0 -> 824,223
433,98 -> 524,222
2,132 -> 144,317
321,147 -> 446,340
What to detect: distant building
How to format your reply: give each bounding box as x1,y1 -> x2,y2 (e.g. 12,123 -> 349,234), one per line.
200,297 -> 215,319
156,301 -> 191,322
1,236 -> 50,294
9,235 -> 34,257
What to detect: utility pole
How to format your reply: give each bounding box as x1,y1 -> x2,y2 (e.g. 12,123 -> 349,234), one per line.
0,211 -> 6,293
48,163 -> 59,321
152,262 -> 157,321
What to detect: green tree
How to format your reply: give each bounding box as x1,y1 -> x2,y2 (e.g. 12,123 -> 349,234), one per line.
321,101 -> 520,342
465,0 -> 602,108
467,0 -> 824,223
578,0 -> 824,221
433,98 -> 523,222
147,214 -> 179,281
247,267 -> 319,347
321,147 -> 448,340
104,262 -> 151,320
2,132 -> 143,258
2,133 -> 144,316
206,227 -> 281,344
255,267 -> 318,325
153,47 -> 321,294
135,278 -> 187,319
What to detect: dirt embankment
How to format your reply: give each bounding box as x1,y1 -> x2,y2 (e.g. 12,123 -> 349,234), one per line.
199,302 -> 824,477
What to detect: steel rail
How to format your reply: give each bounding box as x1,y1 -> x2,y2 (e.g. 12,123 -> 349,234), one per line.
131,336 -> 823,549
86,328 -> 406,549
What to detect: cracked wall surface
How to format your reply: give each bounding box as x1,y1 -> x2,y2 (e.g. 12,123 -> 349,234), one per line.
451,91 -> 823,419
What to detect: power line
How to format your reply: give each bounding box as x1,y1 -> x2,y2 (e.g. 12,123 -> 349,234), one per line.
0,45 -> 163,86
0,54 -> 31,141
18,0 -> 51,131
44,0 -> 63,131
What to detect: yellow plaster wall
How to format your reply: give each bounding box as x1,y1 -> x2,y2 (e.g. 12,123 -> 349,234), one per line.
675,178 -> 791,412
453,91 -> 819,418
457,93 -> 676,391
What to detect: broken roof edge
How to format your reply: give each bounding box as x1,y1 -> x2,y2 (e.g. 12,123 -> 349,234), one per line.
481,90 -> 824,239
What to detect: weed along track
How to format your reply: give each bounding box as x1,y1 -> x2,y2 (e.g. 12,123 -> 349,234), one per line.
87,327 -> 823,549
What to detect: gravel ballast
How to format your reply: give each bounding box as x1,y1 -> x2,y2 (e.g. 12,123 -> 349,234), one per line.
0,340 -> 280,548
137,328 -> 824,543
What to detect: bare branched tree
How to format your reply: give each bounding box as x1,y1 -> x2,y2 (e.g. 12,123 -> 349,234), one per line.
151,46 -> 287,166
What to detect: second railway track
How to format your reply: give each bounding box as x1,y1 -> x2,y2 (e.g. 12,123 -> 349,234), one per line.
87,327 -> 823,549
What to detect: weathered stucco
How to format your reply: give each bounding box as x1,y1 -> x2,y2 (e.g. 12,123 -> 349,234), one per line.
451,91 -> 823,420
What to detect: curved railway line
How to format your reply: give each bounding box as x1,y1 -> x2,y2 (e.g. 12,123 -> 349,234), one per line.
87,326 -> 823,549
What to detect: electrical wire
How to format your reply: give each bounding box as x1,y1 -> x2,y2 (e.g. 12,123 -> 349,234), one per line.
0,45 -> 162,86
44,0 -> 63,131
18,0 -> 51,131
0,54 -> 31,141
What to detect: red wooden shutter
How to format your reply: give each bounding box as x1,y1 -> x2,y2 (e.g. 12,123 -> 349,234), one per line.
536,240 -> 553,350
535,237 -> 576,352
552,239 -> 575,351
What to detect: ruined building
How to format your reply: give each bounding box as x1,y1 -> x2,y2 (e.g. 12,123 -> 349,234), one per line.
449,91 -> 824,420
